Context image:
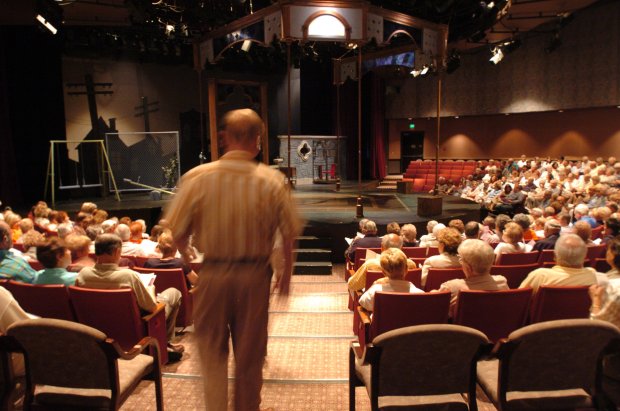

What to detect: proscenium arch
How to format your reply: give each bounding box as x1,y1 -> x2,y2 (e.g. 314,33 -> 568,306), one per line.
301,10 -> 352,41
213,39 -> 269,62
384,30 -> 421,49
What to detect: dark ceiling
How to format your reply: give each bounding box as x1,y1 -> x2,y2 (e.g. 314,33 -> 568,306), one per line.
0,0 -> 603,69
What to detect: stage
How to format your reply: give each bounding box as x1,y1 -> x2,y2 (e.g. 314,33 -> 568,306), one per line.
48,180 -> 482,262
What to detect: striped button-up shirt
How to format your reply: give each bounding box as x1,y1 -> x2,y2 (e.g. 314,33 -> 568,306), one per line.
165,150 -> 301,262
0,250 -> 36,283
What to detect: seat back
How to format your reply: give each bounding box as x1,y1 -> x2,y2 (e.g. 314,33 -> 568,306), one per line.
134,267 -> 193,327
586,244 -> 607,263
3,281 -> 75,321
354,248 -> 381,271
369,291 -> 451,341
529,286 -> 591,323
453,288 -> 533,342
404,268 -> 422,289
6,318 -> 114,391
499,319 -> 620,395
426,247 -> 440,257
68,286 -> 144,350
424,268 -> 465,291
365,270 -> 384,290
371,324 -> 488,398
490,264 -> 539,289
27,260 -> 43,271
538,249 -> 555,264
496,251 -> 540,265
402,247 -> 428,258
591,225 -> 604,240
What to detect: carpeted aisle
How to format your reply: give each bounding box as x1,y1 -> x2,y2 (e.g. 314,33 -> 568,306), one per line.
120,265 -> 497,410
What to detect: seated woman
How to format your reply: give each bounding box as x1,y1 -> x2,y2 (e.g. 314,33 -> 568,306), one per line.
494,222 -> 532,261
65,234 -> 95,272
358,248 -> 423,312
33,238 -> 77,286
144,231 -> 198,288
604,237 -> 620,280
421,227 -> 462,287
435,239 -> 508,317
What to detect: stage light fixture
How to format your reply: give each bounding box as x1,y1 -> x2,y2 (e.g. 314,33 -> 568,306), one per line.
410,68 -> 422,77
420,65 -> 430,75
36,14 -> 58,34
241,39 -> 252,52
489,47 -> 503,64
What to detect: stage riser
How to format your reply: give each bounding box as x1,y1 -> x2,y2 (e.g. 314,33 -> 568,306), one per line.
294,235 -> 333,275
294,249 -> 331,262
293,262 -> 333,275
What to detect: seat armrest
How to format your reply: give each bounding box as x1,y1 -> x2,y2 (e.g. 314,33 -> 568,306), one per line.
142,303 -> 165,322
357,306 -> 371,325
109,336 -> 160,362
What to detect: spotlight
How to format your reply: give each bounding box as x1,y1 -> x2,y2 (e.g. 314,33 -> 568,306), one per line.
165,23 -> 175,37
489,47 -> 504,64
420,65 -> 430,75
241,39 -> 252,52
36,14 -> 58,34
410,68 -> 422,77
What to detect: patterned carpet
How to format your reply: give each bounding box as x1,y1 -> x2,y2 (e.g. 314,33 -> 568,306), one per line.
119,266 -> 498,410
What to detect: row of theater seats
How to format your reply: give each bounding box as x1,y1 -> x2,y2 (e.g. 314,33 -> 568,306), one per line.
0,265 -> 195,365
347,245 -> 609,279
350,319 -> 620,410
401,160 -> 478,192
354,285 -> 592,349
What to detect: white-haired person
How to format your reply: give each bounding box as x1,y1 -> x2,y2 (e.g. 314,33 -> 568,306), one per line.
400,224 -> 418,247
345,220 -> 382,262
434,239 -> 508,316
358,248 -> 423,312
418,220 -> 438,247
347,233 -> 416,293
115,223 -> 140,256
421,227 -> 462,287
419,222 -> 445,248
520,233 -> 607,293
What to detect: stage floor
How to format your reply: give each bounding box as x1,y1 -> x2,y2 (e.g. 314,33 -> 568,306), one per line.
48,180 -> 481,262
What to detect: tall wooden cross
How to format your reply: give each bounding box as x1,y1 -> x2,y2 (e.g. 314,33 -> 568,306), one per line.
134,96 -> 159,133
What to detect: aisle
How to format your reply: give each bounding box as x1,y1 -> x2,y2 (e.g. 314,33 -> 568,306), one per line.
120,265 -> 372,410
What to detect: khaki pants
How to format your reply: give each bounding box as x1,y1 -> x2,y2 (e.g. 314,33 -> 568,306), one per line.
157,287 -> 182,341
194,262 -> 271,411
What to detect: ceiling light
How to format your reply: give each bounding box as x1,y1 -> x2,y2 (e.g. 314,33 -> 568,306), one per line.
35,14 -> 58,34
489,47 -> 503,64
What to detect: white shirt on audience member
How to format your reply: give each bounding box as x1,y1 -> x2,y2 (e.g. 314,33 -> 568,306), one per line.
359,279 -> 423,311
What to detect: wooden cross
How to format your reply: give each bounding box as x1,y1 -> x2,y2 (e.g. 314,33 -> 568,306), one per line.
134,96 -> 159,133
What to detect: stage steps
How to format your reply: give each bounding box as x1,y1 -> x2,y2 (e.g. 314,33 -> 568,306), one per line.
294,236 -> 332,275
376,174 -> 402,191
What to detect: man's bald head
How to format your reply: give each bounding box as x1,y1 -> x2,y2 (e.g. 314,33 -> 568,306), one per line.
220,109 -> 264,152
381,233 -> 403,251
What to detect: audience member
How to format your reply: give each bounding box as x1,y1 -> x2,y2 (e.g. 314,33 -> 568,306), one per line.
520,234 -> 606,292
494,222 -> 531,260
65,234 -> 95,271
435,239 -> 508,316
347,233 -> 415,292
20,229 -> 44,261
573,220 -> 594,244
421,227 -> 462,286
0,222 -> 36,283
575,204 -> 598,228
116,224 -> 140,256
400,224 -> 418,247
33,237 -> 77,286
138,224 -> 166,257
532,219 -> 562,251
129,222 -> 144,243
589,279 -> 620,328
346,220 -> 382,262
358,248 -> 423,311
419,222 -> 446,247
605,237 -> 620,280
464,221 -> 480,240
513,213 -> 538,242
76,234 -> 184,360
418,220 -> 438,246
385,221 -> 400,235
144,232 -> 198,288
602,217 -> 620,244
0,287 -> 34,332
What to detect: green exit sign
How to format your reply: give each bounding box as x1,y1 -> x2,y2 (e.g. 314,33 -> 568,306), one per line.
409,122 -> 415,129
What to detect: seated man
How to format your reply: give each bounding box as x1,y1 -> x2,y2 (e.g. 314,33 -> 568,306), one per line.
531,219 -> 561,251
76,234 -> 184,360
144,231 -> 198,288
358,248 -> 423,311
520,233 -> 607,293
435,239 -> 508,317
347,233 -> 416,293
0,222 -> 36,283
